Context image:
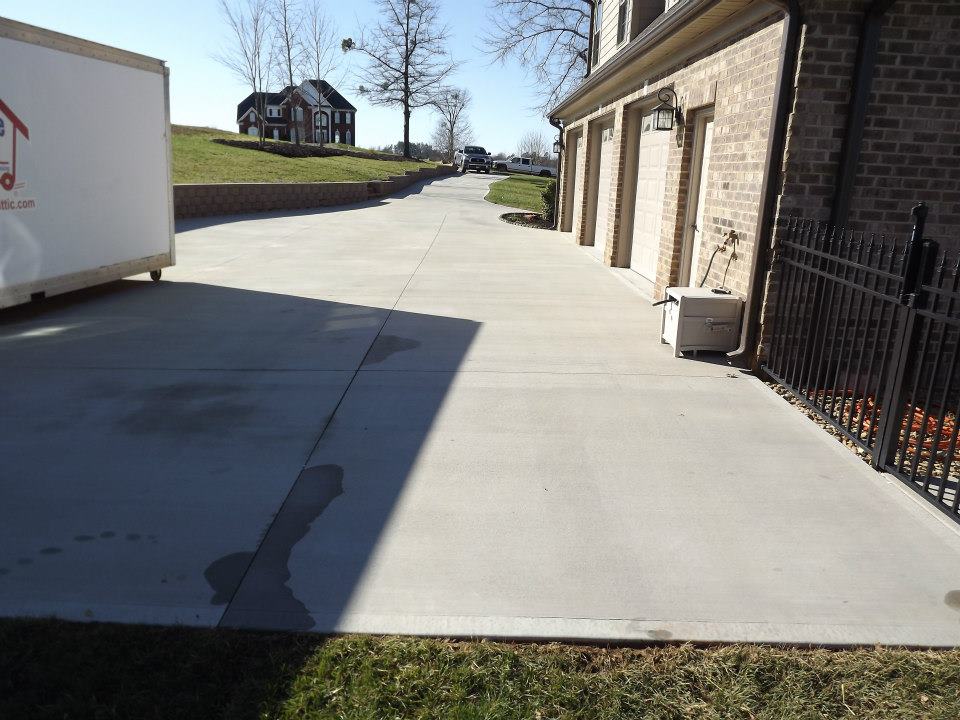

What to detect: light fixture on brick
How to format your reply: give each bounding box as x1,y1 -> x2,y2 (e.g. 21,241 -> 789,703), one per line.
654,88 -> 682,131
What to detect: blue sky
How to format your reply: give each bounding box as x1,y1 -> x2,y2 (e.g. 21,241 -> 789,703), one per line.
0,0 -> 556,154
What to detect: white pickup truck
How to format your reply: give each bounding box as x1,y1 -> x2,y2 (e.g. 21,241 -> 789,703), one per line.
493,156 -> 555,177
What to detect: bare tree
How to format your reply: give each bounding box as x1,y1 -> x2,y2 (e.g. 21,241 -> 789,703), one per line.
270,0 -> 305,144
216,0 -> 272,148
430,88 -> 472,163
342,0 -> 453,158
483,0 -> 590,113
303,0 -> 339,145
518,130 -> 549,164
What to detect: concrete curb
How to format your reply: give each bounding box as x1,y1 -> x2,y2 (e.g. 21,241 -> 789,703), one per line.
173,165 -> 457,219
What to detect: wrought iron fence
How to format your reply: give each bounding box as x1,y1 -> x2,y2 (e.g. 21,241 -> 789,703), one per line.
763,204 -> 960,521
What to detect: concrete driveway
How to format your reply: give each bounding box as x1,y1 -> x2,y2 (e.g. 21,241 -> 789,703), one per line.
3,174 -> 960,646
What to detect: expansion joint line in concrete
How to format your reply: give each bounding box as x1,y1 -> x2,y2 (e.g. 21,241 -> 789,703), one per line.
215,213 -> 449,625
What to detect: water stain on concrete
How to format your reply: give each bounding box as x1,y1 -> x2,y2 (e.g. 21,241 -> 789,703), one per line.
945,590 -> 960,611
214,464 -> 344,630
363,335 -> 420,366
647,629 -> 673,641
39,547 -> 62,555
16,558 -> 32,566
74,535 -> 96,542
126,533 -> 141,541
119,382 -> 256,436
100,531 -> 115,539
0,568 -> 9,576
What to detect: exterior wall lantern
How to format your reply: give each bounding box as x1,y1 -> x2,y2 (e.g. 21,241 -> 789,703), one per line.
553,139 -> 562,154
654,88 -> 683,131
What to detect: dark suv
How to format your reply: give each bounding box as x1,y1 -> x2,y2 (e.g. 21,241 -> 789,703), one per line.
454,145 -> 492,174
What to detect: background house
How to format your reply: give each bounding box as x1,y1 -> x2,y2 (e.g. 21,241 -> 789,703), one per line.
237,79 -> 356,145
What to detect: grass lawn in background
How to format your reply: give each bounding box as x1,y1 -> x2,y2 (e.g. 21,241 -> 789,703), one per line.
485,173 -> 555,213
172,126 -> 433,184
3,619 -> 960,719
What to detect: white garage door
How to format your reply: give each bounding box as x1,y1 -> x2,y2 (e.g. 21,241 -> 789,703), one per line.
629,113 -> 670,281
592,126 -> 614,261
570,135 -> 584,234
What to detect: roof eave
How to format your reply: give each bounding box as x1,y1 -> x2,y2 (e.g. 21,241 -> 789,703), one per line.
550,0 -> 748,119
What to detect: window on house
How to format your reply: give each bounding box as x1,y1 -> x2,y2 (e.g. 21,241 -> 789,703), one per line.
249,111 -> 255,121
592,1 -> 602,66
335,111 -> 341,123
346,112 -> 351,123
617,0 -> 628,44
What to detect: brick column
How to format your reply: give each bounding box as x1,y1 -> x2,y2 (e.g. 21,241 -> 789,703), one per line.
604,105 -> 630,266
576,123 -> 598,246
557,127 -> 579,232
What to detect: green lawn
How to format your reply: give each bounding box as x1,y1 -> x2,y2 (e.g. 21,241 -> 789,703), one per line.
172,126 -> 433,184
485,173 -> 555,213
3,619 -> 959,719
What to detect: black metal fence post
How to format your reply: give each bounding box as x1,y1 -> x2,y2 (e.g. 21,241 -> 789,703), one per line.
872,203 -> 931,469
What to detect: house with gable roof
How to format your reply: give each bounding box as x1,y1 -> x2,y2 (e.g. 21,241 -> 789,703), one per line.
236,79 -> 357,146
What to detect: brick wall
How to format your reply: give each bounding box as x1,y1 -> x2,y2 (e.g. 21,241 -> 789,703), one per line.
773,0 -> 960,237
173,165 -> 456,219
760,0 -> 960,360
847,1 -> 960,240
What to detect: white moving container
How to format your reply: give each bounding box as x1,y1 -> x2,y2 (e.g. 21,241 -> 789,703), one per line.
0,17 -> 174,309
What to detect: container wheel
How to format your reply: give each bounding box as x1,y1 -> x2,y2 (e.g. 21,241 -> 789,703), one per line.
150,269 -> 162,282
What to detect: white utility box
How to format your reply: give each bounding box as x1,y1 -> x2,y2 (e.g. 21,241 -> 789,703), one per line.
660,287 -> 743,357
0,18 -> 174,309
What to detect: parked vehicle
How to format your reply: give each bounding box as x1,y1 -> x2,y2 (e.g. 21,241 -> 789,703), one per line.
454,145 -> 492,174
0,17 -> 174,309
493,156 -> 555,177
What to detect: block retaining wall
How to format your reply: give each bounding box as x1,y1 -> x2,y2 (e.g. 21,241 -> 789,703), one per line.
173,165 -> 456,219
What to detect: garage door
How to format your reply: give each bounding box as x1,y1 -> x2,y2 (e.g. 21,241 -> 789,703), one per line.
570,135 -> 584,234
629,113 -> 670,281
591,126 -> 614,261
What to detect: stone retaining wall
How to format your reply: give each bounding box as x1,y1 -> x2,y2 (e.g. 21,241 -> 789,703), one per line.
174,165 -> 456,219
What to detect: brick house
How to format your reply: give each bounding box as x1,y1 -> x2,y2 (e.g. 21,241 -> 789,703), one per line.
237,79 -> 357,145
552,0 -> 959,364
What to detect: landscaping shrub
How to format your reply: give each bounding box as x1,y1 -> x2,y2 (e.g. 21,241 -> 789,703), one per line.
541,179 -> 557,225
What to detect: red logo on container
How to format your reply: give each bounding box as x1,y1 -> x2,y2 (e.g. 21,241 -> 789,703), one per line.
0,98 -> 30,192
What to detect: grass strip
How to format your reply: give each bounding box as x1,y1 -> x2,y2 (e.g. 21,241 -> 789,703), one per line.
2,619 -> 959,719
485,173 -> 555,213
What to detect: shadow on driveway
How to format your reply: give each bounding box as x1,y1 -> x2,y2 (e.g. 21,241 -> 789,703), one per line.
0,279 -> 478,632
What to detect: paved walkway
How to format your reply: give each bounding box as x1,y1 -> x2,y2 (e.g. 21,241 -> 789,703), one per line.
3,174 -> 960,645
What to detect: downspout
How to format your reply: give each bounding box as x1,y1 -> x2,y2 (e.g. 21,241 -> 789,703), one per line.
550,116 -> 564,229
728,0 -> 801,367
584,0 -> 597,77
830,0 -> 898,227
